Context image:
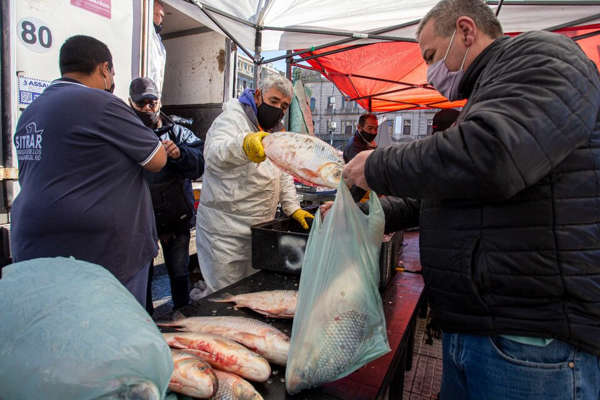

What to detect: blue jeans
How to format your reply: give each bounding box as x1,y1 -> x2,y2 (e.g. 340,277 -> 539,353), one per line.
441,333 -> 600,400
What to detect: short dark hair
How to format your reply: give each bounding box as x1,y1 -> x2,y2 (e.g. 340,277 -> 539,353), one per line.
358,113 -> 377,127
417,0 -> 503,40
59,35 -> 113,75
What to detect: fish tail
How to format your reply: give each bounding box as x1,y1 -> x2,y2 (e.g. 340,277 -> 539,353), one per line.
207,292 -> 235,303
156,321 -> 182,328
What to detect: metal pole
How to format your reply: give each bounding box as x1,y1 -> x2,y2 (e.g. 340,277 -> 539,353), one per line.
285,50 -> 292,131
261,25 -> 417,42
495,0 -> 505,16
253,28 -> 262,88
572,29 -> 600,41
544,13 -> 600,32
190,1 -> 257,28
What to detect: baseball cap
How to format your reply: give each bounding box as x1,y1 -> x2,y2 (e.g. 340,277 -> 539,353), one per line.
129,77 -> 159,103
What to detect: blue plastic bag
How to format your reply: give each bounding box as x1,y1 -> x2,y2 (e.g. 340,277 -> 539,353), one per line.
286,181 -> 390,394
0,257 -> 173,399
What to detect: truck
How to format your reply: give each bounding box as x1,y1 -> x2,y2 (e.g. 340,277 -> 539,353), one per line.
0,0 -> 237,265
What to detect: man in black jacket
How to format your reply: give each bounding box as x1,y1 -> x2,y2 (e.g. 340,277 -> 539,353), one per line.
129,77 -> 204,313
344,0 -> 600,398
343,113 -> 379,163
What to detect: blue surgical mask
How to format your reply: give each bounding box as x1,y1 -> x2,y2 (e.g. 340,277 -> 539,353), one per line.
426,29 -> 470,101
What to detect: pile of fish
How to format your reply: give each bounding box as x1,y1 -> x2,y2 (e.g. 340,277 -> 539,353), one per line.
158,301 -> 295,400
262,132 -> 344,188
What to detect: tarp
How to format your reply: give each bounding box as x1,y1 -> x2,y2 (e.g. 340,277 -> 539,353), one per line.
164,0 -> 600,110
299,24 -> 600,111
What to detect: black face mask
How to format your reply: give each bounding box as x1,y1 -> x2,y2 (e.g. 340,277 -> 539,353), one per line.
103,76 -> 115,94
257,100 -> 284,131
134,108 -> 160,128
359,130 -> 377,143
154,23 -> 163,34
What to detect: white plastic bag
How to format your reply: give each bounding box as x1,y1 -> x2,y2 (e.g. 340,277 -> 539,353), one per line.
286,181 -> 390,394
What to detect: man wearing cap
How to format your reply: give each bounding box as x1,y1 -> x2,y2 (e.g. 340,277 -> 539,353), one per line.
129,77 -> 204,313
11,36 -> 166,307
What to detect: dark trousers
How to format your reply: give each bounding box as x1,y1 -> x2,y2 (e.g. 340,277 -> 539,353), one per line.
146,230 -> 191,314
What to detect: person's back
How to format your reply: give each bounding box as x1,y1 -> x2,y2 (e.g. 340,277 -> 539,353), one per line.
11,35 -> 166,304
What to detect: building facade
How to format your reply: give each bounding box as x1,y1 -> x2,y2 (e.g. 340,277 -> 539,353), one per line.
235,53 -> 284,97
299,69 -> 442,150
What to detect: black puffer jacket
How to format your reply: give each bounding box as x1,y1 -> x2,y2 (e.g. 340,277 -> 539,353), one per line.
365,32 -> 600,355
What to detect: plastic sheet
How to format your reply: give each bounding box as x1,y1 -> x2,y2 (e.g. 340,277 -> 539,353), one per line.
0,257 -> 173,400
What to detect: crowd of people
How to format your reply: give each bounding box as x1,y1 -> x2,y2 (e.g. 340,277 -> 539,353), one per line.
8,0 -> 600,398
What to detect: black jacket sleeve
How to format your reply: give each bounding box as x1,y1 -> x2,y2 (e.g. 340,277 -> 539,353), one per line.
360,196 -> 420,234
169,124 -> 204,180
365,32 -> 599,201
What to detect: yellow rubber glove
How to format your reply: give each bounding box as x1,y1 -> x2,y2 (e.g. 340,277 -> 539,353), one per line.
291,209 -> 314,230
243,131 -> 269,163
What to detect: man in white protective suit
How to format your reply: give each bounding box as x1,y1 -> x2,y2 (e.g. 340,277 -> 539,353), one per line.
196,75 -> 314,293
148,0 -> 166,94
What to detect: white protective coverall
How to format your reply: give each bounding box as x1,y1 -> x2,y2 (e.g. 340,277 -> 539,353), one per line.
196,100 -> 300,292
148,28 -> 166,94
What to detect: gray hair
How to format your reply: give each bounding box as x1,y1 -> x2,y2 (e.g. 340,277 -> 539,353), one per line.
259,74 -> 293,99
417,0 -> 503,39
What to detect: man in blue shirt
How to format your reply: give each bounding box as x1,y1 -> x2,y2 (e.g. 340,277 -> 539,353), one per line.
10,35 -> 166,306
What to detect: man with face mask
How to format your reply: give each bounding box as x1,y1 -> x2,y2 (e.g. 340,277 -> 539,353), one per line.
128,77 -> 204,314
343,0 -> 600,398
196,75 -> 313,293
148,0 -> 167,95
10,35 -> 167,307
343,113 -> 379,163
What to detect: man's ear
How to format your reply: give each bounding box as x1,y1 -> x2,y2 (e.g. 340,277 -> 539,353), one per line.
254,89 -> 262,106
457,16 -> 476,47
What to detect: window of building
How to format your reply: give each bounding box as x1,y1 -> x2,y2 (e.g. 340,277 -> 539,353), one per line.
310,97 -> 316,112
403,119 -> 412,135
327,96 -> 336,112
427,119 -> 433,135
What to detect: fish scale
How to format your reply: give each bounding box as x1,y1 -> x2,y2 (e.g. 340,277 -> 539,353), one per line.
294,310 -> 367,392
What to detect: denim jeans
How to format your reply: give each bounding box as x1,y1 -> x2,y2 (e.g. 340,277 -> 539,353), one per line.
441,333 -> 600,400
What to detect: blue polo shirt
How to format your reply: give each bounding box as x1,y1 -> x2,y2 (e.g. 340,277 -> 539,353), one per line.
10,78 -> 161,283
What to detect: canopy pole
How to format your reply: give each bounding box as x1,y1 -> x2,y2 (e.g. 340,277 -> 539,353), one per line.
262,25 -> 417,42
572,29 -> 600,40
544,13 -> 600,32
254,28 -> 263,88
368,97 -> 373,112
495,0 -> 505,16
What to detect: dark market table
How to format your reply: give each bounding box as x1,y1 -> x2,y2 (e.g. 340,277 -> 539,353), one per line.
170,269 -> 425,400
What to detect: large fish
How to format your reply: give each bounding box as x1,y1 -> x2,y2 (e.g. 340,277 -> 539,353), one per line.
285,266 -> 389,394
169,349 -> 218,398
163,332 -> 271,382
209,290 -> 297,319
262,132 -> 343,188
159,316 -> 290,365
212,370 -> 263,400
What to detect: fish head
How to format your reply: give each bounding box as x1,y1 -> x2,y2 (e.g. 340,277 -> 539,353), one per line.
318,162 -> 343,188
173,359 -> 217,397
232,380 -> 264,400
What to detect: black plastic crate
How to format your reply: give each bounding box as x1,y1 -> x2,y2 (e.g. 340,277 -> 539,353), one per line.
251,215 -> 403,290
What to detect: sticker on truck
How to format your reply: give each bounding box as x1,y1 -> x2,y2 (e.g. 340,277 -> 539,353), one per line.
18,76 -> 51,107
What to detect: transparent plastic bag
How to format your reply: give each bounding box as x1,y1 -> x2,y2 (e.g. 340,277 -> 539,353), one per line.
0,257 -> 173,400
285,181 -> 391,394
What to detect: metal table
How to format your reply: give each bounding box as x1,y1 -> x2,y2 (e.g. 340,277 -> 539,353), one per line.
171,270 -> 424,400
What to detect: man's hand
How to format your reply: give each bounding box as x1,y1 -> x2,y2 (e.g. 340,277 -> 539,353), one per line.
343,150 -> 373,191
319,201 -> 334,219
162,139 -> 181,159
291,209 -> 314,230
243,131 -> 269,163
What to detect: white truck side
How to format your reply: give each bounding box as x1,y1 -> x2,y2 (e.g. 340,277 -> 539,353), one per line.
0,0 -> 234,233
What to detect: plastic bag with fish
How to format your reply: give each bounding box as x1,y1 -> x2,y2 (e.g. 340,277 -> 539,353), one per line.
262,131 -> 343,188
285,181 -> 390,394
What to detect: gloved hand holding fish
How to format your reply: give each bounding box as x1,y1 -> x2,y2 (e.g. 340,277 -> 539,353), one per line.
262,131 -> 344,188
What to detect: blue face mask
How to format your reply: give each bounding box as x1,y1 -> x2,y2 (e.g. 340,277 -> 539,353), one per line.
426,29 -> 470,101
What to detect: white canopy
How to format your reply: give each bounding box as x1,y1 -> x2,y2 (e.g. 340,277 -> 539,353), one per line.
164,0 -> 600,57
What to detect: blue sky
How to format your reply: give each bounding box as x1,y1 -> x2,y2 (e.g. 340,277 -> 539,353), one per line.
263,50 -> 288,72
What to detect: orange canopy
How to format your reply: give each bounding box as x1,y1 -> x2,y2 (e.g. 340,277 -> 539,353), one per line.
298,25 -> 600,112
